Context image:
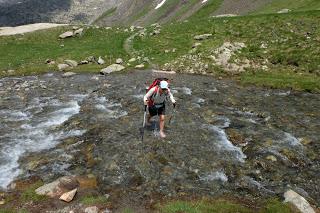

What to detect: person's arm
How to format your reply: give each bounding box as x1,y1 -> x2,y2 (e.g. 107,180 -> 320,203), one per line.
144,87 -> 156,105
168,89 -> 176,104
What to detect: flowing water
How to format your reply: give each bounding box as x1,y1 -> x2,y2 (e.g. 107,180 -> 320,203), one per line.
0,70 -> 319,204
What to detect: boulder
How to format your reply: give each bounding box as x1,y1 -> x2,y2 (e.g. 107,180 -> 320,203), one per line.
86,56 -> 96,63
79,60 -> 89,65
128,58 -> 136,62
74,28 -> 84,36
135,64 -> 145,69
62,72 -> 76,77
194,34 -> 212,40
59,31 -> 73,39
84,206 -> 99,213
97,57 -> 105,65
192,42 -> 202,48
59,188 -> 77,202
58,64 -> 70,71
35,176 -> 79,198
116,58 -> 123,64
284,190 -> 315,213
64,60 -> 78,67
278,9 -> 291,14
100,64 -> 125,74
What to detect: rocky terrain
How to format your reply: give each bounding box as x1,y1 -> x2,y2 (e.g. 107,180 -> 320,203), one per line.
0,0 -> 276,27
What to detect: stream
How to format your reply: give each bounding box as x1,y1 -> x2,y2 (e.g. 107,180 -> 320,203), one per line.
0,70 -> 319,205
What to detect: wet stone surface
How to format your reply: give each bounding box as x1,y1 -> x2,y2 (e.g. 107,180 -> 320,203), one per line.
0,70 -> 319,205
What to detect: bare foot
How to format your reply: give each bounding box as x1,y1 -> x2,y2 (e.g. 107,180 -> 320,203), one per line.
159,131 -> 166,138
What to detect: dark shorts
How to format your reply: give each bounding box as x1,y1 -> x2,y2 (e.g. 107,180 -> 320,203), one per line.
149,104 -> 165,116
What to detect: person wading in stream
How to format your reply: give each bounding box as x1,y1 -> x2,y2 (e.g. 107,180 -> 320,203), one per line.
144,80 -> 176,138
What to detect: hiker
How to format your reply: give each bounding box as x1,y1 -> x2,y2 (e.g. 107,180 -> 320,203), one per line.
143,80 -> 176,138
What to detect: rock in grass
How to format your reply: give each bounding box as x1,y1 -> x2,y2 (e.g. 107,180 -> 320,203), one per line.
97,57 -> 105,65
59,188 -> 77,202
74,28 -> 84,36
278,9 -> 291,14
64,60 -> 78,67
35,176 -> 79,198
100,64 -> 125,74
194,34 -> 212,40
59,31 -> 73,39
58,64 -> 70,71
284,190 -> 315,213
116,58 -> 123,64
135,64 -> 145,69
128,58 -> 136,62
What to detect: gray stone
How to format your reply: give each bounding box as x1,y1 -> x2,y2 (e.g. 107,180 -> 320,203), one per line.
97,57 -> 105,65
62,72 -> 76,77
284,190 -> 315,213
79,60 -> 89,65
58,64 -> 70,71
100,64 -> 125,74
278,9 -> 291,14
87,56 -> 96,63
116,58 -> 123,64
74,28 -> 84,36
128,58 -> 136,62
35,176 -> 79,198
59,31 -> 74,39
194,34 -> 212,40
59,188 -> 77,202
84,206 -> 99,213
192,42 -> 202,48
135,64 -> 145,69
64,60 -> 78,67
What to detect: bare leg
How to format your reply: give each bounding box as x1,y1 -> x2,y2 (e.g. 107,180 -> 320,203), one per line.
159,114 -> 166,138
146,114 -> 152,126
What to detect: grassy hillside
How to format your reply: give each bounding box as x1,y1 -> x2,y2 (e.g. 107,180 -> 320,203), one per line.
0,10 -> 319,92
133,11 -> 320,91
0,27 -> 130,76
254,0 -> 320,14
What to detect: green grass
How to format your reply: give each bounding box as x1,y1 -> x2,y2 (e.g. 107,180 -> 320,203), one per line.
0,26 -> 130,77
20,181 -> 47,203
240,70 -> 320,92
80,195 -> 109,205
254,0 -> 320,14
158,198 -> 296,213
260,198 -> 294,213
133,10 -> 320,92
158,199 -> 253,213
189,0 -> 224,20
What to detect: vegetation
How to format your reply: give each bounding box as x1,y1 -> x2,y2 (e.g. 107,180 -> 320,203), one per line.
157,198 -> 296,213
80,195 -> 109,205
253,0 -> 320,14
0,2 -> 319,92
0,26 -> 130,77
